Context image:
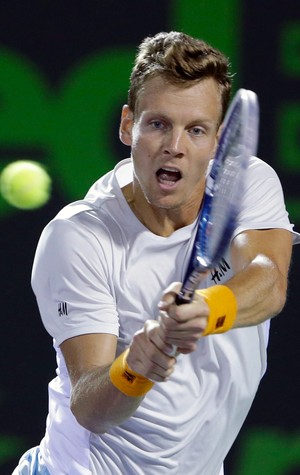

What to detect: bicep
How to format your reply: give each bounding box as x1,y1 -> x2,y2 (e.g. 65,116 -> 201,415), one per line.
226,229 -> 293,325
60,333 -> 118,387
231,228 -> 293,278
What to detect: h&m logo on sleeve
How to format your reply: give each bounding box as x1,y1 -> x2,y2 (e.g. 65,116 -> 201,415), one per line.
58,301 -> 68,317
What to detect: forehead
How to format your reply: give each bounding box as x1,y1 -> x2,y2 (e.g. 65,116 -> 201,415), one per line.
135,76 -> 223,123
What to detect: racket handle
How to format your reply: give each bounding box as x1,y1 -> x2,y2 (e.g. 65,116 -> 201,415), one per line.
165,290 -> 196,357
175,291 -> 193,305
168,293 -> 192,357
169,345 -> 178,357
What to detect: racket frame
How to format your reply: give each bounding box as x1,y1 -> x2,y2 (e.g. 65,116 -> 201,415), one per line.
176,88 -> 259,305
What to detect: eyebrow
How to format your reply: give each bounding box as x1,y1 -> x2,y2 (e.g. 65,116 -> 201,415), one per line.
142,110 -> 216,124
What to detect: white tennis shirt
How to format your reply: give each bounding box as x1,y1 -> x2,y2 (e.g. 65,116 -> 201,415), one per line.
31,157 -> 300,475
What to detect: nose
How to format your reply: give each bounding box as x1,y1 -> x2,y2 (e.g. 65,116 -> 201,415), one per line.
163,129 -> 185,158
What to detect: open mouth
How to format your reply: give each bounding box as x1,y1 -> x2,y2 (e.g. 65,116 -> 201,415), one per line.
156,167 -> 182,185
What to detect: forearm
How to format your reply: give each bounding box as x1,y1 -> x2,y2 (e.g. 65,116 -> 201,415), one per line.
227,254 -> 288,328
152,232 -> 292,354
70,364 -> 143,434
68,327 -> 175,433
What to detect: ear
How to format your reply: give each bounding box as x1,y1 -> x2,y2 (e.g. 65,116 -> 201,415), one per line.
119,105 -> 134,146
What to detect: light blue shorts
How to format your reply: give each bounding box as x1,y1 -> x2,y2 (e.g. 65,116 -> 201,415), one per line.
12,446 -> 50,475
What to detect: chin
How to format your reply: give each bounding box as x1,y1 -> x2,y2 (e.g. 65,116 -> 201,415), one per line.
144,189 -> 184,211
149,198 -> 182,211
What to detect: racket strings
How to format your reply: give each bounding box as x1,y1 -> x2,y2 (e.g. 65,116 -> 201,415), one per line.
180,89 -> 259,300
205,126 -> 247,260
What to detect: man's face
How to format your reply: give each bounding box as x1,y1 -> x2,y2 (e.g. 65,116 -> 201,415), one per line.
120,76 -> 222,214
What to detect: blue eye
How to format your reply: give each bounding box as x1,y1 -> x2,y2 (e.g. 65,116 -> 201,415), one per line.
191,127 -> 204,136
151,120 -> 163,129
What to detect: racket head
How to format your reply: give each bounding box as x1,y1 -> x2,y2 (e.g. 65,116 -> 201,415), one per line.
179,89 -> 259,302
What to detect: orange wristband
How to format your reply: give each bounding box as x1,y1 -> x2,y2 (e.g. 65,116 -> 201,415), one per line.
109,349 -> 154,397
196,285 -> 237,336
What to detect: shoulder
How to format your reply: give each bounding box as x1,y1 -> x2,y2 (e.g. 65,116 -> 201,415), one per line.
244,156 -> 284,200
235,156 -> 295,235
246,156 -> 280,180
38,202 -> 114,263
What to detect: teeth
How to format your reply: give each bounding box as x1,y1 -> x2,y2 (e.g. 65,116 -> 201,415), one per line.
157,167 -> 181,184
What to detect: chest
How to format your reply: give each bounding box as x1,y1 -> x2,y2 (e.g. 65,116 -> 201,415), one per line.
108,227 -> 234,348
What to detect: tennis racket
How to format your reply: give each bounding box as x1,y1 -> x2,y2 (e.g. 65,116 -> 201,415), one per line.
176,88 -> 259,305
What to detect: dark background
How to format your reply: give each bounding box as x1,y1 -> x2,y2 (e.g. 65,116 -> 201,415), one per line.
0,1 -> 299,474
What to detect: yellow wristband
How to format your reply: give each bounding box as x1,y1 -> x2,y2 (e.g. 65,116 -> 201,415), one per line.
196,285 -> 237,336
109,349 -> 154,397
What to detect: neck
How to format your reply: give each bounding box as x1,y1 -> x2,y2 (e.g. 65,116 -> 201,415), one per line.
122,183 -> 201,237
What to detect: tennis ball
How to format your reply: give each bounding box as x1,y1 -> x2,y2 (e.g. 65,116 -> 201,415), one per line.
0,160 -> 52,210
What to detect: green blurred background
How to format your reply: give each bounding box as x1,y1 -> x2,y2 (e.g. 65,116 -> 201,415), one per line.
0,1 -> 299,473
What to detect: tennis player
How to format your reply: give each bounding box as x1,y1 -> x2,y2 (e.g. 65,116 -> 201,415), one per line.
13,31 -> 299,475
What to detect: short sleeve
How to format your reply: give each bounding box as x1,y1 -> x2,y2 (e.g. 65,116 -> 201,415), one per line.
234,157 -> 299,240
31,214 -> 119,346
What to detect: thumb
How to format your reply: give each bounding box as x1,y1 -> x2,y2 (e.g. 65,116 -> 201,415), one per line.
158,282 -> 182,310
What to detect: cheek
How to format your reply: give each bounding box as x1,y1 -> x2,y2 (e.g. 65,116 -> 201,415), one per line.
194,154 -> 212,173
130,126 -> 139,149
130,126 -> 147,152
131,130 -> 154,158
187,158 -> 211,187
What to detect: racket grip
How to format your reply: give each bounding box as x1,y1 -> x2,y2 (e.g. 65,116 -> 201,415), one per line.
175,292 -> 193,305
168,293 -> 191,356
164,291 -> 195,357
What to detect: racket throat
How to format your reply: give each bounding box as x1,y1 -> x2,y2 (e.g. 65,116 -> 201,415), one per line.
177,266 -> 209,304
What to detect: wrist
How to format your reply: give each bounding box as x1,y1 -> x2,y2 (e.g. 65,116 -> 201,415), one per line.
109,349 -> 154,397
196,285 -> 237,336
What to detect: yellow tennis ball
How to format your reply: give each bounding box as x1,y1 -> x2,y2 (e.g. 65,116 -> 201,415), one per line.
0,160 -> 52,210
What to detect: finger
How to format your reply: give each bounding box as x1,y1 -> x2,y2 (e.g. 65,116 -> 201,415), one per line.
129,322 -> 177,381
144,319 -> 176,357
158,282 -> 182,309
164,315 -> 208,338
164,297 -> 209,324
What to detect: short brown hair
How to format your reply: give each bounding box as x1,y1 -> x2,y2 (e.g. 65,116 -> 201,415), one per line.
128,31 -> 233,122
